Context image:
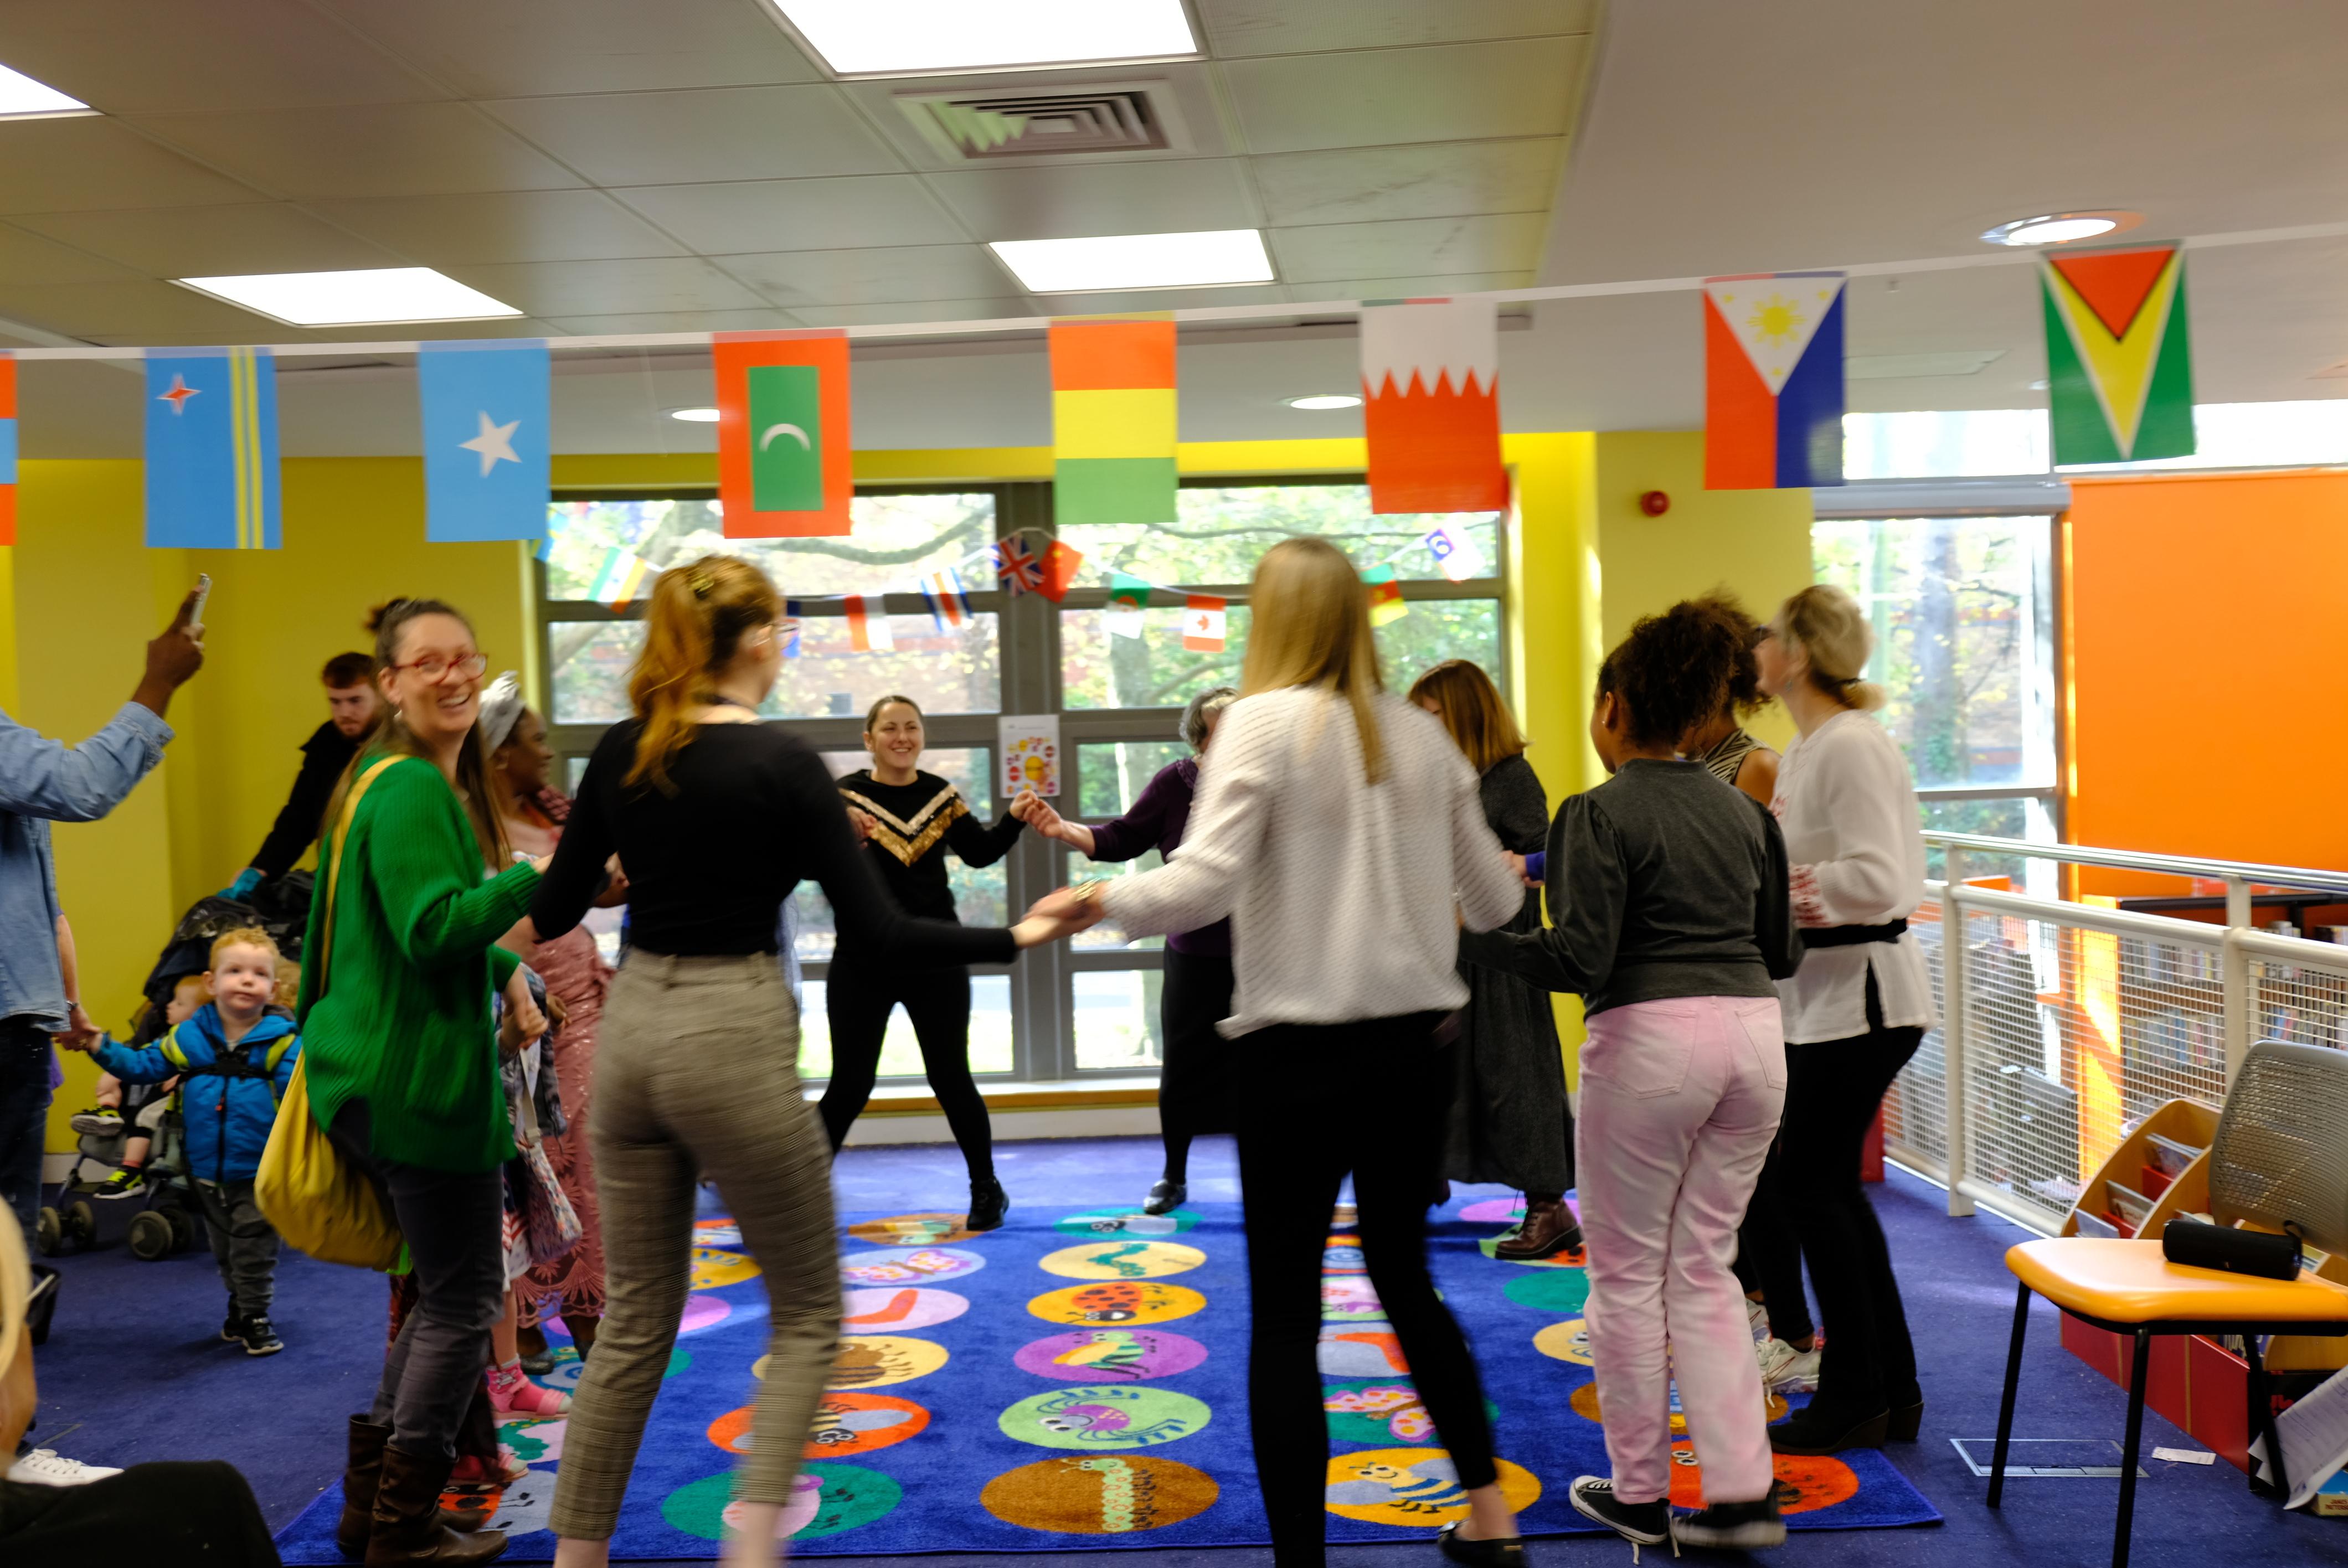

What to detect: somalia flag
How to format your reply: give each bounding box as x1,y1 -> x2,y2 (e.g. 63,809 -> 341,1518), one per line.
1703,272 -> 1845,490
146,348 -> 281,548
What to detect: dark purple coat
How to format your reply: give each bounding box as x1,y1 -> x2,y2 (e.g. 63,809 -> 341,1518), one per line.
1085,757 -> 1230,956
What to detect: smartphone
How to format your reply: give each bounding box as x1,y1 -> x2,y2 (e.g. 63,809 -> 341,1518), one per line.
190,572 -> 213,629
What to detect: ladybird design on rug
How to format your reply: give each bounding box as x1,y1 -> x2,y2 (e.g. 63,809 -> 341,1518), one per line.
1027,1281 -> 1207,1326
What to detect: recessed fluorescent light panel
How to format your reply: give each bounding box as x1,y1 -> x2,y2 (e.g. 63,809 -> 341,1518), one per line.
1286,394 -> 1361,411
173,268 -> 525,328
991,230 -> 1274,294
774,0 -> 1198,77
1980,211 -> 2140,247
0,62 -> 93,119
669,407 -> 722,423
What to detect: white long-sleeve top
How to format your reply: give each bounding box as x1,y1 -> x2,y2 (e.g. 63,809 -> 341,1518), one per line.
1772,709 -> 1939,1043
1100,687 -> 1524,1036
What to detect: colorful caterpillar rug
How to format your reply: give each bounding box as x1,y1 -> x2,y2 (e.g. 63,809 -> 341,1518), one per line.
273,1197 -> 1938,1559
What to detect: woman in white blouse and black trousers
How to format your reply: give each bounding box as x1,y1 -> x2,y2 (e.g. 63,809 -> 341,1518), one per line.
1753,584 -> 1938,1455
1034,537 -> 1529,1568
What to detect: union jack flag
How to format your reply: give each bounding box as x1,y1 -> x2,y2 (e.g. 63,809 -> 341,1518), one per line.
993,535 -> 1043,596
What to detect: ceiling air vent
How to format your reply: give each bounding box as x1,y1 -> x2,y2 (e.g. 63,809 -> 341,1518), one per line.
897,82 -> 1191,161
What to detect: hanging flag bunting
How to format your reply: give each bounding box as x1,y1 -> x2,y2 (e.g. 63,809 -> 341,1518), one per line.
1183,595 -> 1227,653
0,356 -> 15,546
714,330 -> 853,538
145,348 -> 281,549
920,569 -> 970,631
1702,271 -> 1846,490
1037,538 -> 1084,603
1050,319 -> 1177,525
2041,243 -> 2195,465
419,341 -> 550,543
843,594 -> 895,653
1422,522 -> 1483,582
781,600 -> 803,658
1106,571 -> 1150,638
993,534 -> 1043,595
589,548 -> 649,611
1360,299 -> 1507,515
1362,564 -> 1408,627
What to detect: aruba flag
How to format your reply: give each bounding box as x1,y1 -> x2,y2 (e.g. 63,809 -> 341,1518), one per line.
0,356 -> 15,546
2041,243 -> 2193,466
1703,272 -> 1845,490
146,348 -> 281,548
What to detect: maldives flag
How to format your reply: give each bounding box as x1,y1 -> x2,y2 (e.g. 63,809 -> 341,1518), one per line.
1359,299 -> 1507,515
715,330 -> 852,538
1183,595 -> 1226,653
1703,272 -> 1845,489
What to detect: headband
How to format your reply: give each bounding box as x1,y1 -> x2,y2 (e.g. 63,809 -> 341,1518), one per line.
478,671 -> 526,752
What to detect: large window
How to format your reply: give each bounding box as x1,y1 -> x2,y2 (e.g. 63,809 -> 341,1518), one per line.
539,478 -> 1510,1085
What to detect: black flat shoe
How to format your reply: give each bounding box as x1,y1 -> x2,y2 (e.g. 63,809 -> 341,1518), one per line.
1438,1520 -> 1526,1568
1769,1406 -> 1888,1454
967,1179 -> 1009,1232
1142,1179 -> 1187,1216
1674,1495 -> 1785,1550
1887,1399 -> 1923,1442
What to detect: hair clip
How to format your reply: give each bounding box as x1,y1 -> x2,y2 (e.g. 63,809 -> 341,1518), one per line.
688,571 -> 715,599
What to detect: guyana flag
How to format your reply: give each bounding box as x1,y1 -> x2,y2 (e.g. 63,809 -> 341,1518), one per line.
714,330 -> 853,537
1050,319 -> 1177,526
2041,243 -> 2193,466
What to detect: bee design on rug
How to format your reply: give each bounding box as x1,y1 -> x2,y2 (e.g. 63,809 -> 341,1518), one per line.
829,1342 -> 916,1388
1327,1458 -> 1466,1515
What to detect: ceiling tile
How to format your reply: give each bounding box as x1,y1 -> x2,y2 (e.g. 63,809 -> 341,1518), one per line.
1034,283 -> 1295,314
1289,272 -> 1535,303
614,177 -> 966,255
542,308 -> 807,334
300,318 -> 571,343
0,278 -> 286,339
130,103 -> 588,200
442,257 -> 770,316
0,118 -> 267,214
11,204 -> 406,278
1196,0 -> 1596,56
785,297 -> 1037,328
0,0 -> 447,114
481,87 -> 902,185
314,0 -> 822,97
1223,38 -> 1587,154
923,159 -> 1261,241
719,245 -> 1013,306
0,225 -> 145,286
1255,140 -> 1563,227
303,190 -> 688,265
1270,214 -> 1546,283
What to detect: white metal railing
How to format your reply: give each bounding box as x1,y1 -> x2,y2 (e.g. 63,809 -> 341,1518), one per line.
1878,834 -> 2348,1236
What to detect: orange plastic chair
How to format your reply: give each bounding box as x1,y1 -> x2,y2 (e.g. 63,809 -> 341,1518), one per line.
1988,1041 -> 2348,1568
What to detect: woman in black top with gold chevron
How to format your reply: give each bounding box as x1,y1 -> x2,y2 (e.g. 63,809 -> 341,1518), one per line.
821,694 -> 1030,1229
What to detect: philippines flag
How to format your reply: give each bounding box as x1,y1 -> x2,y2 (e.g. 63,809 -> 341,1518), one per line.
1703,272 -> 1845,489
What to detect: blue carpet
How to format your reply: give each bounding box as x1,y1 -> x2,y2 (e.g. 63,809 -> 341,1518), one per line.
267,1193 -> 1935,1560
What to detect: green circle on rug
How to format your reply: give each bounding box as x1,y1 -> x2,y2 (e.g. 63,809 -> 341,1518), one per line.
660,1462 -> 900,1541
1503,1269 -> 1591,1314
1056,1207 -> 1201,1237
998,1385 -> 1212,1450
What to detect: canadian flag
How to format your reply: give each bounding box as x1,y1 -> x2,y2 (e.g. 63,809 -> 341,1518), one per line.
1360,299 -> 1507,515
1183,595 -> 1227,652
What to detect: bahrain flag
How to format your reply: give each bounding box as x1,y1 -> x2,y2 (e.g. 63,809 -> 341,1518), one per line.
1703,272 -> 1845,490
2041,243 -> 2193,466
1359,300 -> 1507,515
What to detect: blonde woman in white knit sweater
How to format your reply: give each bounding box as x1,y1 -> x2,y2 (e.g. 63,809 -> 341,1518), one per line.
1034,537 -> 1528,1568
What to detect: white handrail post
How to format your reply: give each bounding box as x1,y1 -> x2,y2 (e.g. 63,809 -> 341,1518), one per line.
1941,860 -> 1974,1218
2222,875 -> 2253,1089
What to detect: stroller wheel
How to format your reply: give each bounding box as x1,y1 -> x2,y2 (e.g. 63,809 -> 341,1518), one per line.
34,1205 -> 60,1255
64,1200 -> 96,1250
165,1205 -> 197,1253
129,1210 -> 174,1261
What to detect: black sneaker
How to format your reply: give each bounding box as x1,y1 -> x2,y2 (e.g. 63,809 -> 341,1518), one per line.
1674,1495 -> 1785,1550
967,1178 -> 1009,1233
1571,1476 -> 1669,1556
69,1107 -> 123,1137
1438,1520 -> 1526,1567
220,1302 -> 243,1343
238,1316 -> 283,1356
92,1167 -> 146,1200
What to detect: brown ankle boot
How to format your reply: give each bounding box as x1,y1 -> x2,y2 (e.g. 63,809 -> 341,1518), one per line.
1494,1198 -> 1583,1260
337,1416 -> 392,1559
365,1444 -> 508,1566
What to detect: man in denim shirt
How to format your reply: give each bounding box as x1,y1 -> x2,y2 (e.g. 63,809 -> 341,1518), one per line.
0,592 -> 204,1248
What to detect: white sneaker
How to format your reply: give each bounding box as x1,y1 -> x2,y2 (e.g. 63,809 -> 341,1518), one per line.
1754,1337 -> 1821,1392
8,1448 -> 124,1486
1745,1298 -> 1770,1339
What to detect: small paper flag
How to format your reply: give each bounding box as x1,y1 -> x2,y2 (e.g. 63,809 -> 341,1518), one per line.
2041,243 -> 2194,465
994,534 -> 1043,595
0,355 -> 16,546
781,600 -> 802,658
1037,538 -> 1084,603
419,339 -> 549,543
920,569 -> 970,631
590,548 -> 650,611
1107,571 -> 1150,638
145,348 -> 281,549
1423,522 -> 1483,582
1183,595 -> 1227,653
1363,564 -> 1408,627
844,594 -> 895,653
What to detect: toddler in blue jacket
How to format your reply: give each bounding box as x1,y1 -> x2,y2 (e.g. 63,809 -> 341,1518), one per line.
65,926 -> 299,1356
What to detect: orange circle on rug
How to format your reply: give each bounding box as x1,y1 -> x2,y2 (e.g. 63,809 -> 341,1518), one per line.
705,1394 -> 933,1459
1667,1442 -> 1859,1514
1322,1449 -> 1541,1525
847,1213 -> 981,1246
1028,1282 -> 1207,1327
981,1455 -> 1220,1534
1532,1319 -> 1593,1366
1568,1382 -> 1789,1432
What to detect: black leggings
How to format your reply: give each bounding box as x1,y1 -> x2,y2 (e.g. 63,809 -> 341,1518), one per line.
819,962 -> 995,1182
1239,1013 -> 1498,1567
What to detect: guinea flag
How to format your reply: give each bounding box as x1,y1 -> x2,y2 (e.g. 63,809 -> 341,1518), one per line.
715,331 -> 852,538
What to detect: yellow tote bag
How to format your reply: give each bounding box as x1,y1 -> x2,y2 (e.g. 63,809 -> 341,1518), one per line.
254,758 -> 405,1271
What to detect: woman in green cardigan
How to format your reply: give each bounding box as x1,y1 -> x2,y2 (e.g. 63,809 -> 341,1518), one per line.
298,596 -> 547,1568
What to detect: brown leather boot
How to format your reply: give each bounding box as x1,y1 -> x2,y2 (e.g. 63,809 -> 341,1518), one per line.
337,1416 -> 392,1559
1494,1198 -> 1583,1261
365,1443 -> 508,1566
